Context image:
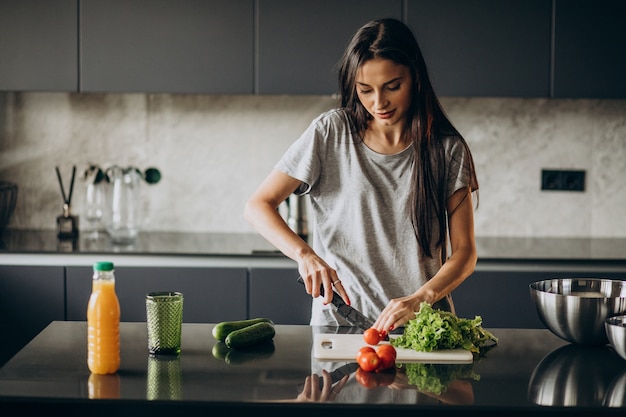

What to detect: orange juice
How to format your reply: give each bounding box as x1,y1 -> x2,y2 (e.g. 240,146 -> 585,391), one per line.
88,373 -> 121,399
87,262 -> 121,375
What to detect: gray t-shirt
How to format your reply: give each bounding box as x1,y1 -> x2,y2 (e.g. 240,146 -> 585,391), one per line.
276,108 -> 473,326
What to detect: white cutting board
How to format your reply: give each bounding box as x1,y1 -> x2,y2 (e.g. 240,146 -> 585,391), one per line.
313,333 -> 473,364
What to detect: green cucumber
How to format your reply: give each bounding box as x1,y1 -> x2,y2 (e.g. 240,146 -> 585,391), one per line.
225,341 -> 275,365
212,318 -> 274,342
211,341 -> 230,360
225,321 -> 276,349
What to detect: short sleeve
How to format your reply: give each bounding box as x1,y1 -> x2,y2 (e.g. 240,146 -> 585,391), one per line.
445,136 -> 476,199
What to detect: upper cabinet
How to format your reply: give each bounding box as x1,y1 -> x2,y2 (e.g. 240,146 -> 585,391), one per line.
256,0 -> 402,95
0,0 -> 623,97
406,0 -> 552,98
553,0 -> 626,98
0,0 -> 78,92
80,0 -> 254,93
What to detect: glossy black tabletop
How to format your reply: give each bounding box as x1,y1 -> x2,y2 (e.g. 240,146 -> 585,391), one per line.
0,322 -> 625,416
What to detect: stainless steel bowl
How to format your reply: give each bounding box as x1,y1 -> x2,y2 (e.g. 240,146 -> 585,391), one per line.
530,278 -> 626,345
605,315 -> 626,360
604,370 -> 626,407
528,344 -> 625,406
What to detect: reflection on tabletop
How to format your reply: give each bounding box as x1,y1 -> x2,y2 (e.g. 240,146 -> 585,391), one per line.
528,344 -> 626,408
277,360 -> 478,405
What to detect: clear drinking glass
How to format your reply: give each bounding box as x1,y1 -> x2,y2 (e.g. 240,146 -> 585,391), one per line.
84,182 -> 106,236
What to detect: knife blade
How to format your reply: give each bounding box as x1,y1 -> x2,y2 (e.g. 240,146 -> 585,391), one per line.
296,361 -> 360,392
296,276 -> 376,331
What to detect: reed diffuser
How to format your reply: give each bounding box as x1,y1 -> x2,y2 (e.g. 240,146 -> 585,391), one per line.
55,165 -> 79,239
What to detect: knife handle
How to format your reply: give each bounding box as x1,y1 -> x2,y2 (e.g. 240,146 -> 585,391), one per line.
296,275 -> 328,296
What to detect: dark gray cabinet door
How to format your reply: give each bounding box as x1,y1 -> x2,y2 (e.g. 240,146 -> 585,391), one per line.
257,0 -> 402,95
452,267 -> 626,329
249,268 -> 312,324
0,0 -> 77,91
406,0 -> 551,97
0,266 -> 65,366
66,266 -> 247,323
80,0 -> 254,93
452,270 -> 546,329
553,0 -> 626,98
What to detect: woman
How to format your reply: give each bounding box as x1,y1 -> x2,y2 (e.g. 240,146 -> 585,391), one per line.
244,18 -> 478,335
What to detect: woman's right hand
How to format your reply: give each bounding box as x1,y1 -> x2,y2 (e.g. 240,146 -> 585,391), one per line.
244,169 -> 350,306
298,254 -> 351,306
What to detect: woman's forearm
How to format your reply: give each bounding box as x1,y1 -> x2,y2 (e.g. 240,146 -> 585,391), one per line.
244,198 -> 314,263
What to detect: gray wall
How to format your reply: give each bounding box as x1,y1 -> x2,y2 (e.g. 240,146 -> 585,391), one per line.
0,92 -> 624,238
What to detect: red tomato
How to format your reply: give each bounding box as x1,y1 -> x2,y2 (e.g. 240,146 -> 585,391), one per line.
377,344 -> 397,359
363,328 -> 382,345
356,346 -> 375,363
374,344 -> 397,371
355,368 -> 378,389
374,368 -> 396,386
376,351 -> 396,371
357,350 -> 380,372
356,367 -> 396,388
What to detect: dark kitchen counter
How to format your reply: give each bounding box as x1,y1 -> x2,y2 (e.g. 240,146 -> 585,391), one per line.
1,229 -> 625,262
0,321 -> 624,416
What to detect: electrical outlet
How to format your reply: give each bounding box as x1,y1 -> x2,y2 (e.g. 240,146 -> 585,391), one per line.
541,169 -> 585,192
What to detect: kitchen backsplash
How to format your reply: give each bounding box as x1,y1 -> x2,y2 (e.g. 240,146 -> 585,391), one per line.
0,92 -> 624,238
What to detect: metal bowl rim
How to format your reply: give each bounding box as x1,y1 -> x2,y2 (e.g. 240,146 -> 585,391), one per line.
529,278 -> 626,298
605,315 -> 626,327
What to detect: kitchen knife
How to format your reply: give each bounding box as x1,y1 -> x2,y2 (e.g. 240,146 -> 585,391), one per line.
296,276 -> 376,331
317,362 -> 359,390
296,362 -> 360,392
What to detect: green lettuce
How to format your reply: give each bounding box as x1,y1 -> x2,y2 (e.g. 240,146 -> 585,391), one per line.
390,302 -> 498,354
403,362 -> 480,395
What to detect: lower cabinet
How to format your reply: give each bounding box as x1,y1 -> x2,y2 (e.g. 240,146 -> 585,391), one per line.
3,260 -> 622,368
452,266 -> 626,329
66,266 -> 248,323
0,266 -> 65,367
249,268 -> 312,325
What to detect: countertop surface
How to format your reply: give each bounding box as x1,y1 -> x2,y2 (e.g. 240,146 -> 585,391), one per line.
0,322 -> 624,415
1,229 -> 625,262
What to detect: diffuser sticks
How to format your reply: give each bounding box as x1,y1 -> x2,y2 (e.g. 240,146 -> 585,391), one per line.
55,165 -> 79,240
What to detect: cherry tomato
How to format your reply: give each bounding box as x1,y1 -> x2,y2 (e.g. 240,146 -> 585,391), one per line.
355,368 -> 378,389
356,367 -> 396,388
376,349 -> 396,371
377,344 -> 397,359
357,350 -> 380,372
356,346 -> 375,363
363,328 -> 382,345
374,367 -> 396,386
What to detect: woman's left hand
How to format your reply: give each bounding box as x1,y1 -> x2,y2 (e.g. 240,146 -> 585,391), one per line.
295,370 -> 348,403
373,294 -> 422,334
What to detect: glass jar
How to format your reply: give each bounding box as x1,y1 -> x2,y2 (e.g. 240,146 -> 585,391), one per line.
105,166 -> 143,244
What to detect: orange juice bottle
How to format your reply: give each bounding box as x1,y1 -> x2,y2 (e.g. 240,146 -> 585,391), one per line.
87,261 -> 121,374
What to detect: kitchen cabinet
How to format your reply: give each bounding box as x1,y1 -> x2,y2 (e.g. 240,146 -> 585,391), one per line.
79,0 -> 254,93
249,267 -> 312,324
66,266 -> 248,323
0,265 -> 65,367
406,0 -> 552,97
452,264 -> 626,329
0,0 -> 77,91
256,0 -> 402,95
553,0 -> 626,98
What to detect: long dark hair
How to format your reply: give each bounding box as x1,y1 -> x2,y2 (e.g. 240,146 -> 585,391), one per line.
338,18 -> 478,259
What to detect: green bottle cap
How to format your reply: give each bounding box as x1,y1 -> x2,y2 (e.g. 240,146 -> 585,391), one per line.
93,261 -> 114,271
